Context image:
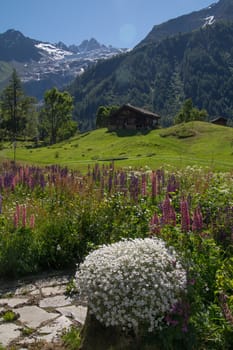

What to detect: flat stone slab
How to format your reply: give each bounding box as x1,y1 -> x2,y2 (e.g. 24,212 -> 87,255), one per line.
57,305 -> 87,325
41,285 -> 67,297
16,306 -> 58,328
39,295 -> 72,308
15,284 -> 37,296
36,315 -> 72,342
0,297 -> 29,308
35,276 -> 69,288
29,289 -> 40,296
0,323 -> 21,346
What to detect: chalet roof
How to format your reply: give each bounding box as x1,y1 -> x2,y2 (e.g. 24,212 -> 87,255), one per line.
112,104 -> 160,119
210,116 -> 228,123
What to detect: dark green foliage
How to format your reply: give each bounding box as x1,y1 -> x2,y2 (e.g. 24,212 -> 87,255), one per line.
0,227 -> 39,278
39,87 -> 76,144
0,69 -> 38,141
70,21 -> 233,131
62,327 -> 82,350
174,98 -> 208,124
96,105 -> 119,128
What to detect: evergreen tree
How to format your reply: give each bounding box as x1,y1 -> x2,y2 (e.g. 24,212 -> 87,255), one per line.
174,98 -> 208,124
0,69 -> 37,139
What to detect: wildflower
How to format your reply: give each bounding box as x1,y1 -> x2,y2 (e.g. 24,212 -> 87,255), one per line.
192,207 -> 203,231
149,212 -> 160,234
75,238 -> 187,332
22,205 -> 27,227
167,174 -> 179,193
151,171 -> 157,198
30,214 -> 35,229
162,194 -> 176,226
180,197 -> 190,232
141,173 -> 147,196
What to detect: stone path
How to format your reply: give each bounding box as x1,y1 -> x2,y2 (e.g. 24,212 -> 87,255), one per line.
0,272 -> 87,349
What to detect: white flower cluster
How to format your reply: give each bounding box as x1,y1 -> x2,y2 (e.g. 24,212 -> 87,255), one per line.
75,238 -> 187,332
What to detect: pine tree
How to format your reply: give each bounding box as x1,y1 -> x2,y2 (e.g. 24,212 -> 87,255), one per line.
0,69 -> 37,139
0,69 -> 38,161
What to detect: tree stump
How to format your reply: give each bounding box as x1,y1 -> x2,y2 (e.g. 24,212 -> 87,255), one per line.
80,309 -> 137,350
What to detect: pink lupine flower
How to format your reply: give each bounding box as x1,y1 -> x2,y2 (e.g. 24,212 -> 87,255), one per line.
11,176 -> 16,191
22,205 -> 27,227
30,214 -> 35,229
16,204 -> 21,220
181,197 -> 190,232
14,212 -> 19,228
141,173 -> 147,196
162,194 -> 176,226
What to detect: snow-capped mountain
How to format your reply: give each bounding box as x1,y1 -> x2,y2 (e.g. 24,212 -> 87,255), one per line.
35,42 -> 73,60
0,29 -> 127,100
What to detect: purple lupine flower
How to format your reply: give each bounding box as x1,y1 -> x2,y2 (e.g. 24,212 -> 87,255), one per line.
40,174 -> 45,189
192,207 -> 203,231
114,173 -> 118,187
165,301 -> 190,333
108,173 -> 113,193
0,194 -> 2,214
169,205 -> 177,226
141,173 -> 147,196
167,174 -> 177,193
129,174 -> 139,202
149,212 -> 161,234
87,164 -> 91,177
151,171 -> 157,198
100,175 -> 105,197
119,171 -> 127,190
181,197 -> 190,232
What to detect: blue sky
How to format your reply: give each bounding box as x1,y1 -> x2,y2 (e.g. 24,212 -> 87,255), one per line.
1,0 -> 214,48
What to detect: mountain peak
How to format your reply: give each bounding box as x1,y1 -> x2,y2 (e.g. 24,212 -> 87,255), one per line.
138,0 -> 233,47
0,29 -> 40,62
78,38 -> 106,52
3,29 -> 26,40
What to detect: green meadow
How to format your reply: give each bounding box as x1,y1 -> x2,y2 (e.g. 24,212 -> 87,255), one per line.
1,121 -> 233,171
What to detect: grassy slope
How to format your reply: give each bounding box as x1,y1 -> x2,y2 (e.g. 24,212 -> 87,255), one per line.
1,121 -> 233,171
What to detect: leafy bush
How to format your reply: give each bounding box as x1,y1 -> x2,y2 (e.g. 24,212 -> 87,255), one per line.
0,227 -> 39,277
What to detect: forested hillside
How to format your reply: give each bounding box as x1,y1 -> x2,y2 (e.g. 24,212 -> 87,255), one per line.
70,21 -> 233,131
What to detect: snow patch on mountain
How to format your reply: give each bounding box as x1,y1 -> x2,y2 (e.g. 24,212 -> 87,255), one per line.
203,15 -> 215,28
35,43 -> 73,60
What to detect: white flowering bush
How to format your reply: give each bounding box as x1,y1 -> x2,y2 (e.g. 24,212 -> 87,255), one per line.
75,238 -> 187,332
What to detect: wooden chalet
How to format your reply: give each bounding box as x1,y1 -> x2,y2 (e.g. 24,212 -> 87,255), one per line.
108,104 -> 160,131
211,116 -> 228,126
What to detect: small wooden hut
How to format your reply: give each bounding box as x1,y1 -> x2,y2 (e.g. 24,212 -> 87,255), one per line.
211,117 -> 228,126
108,104 -> 160,131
